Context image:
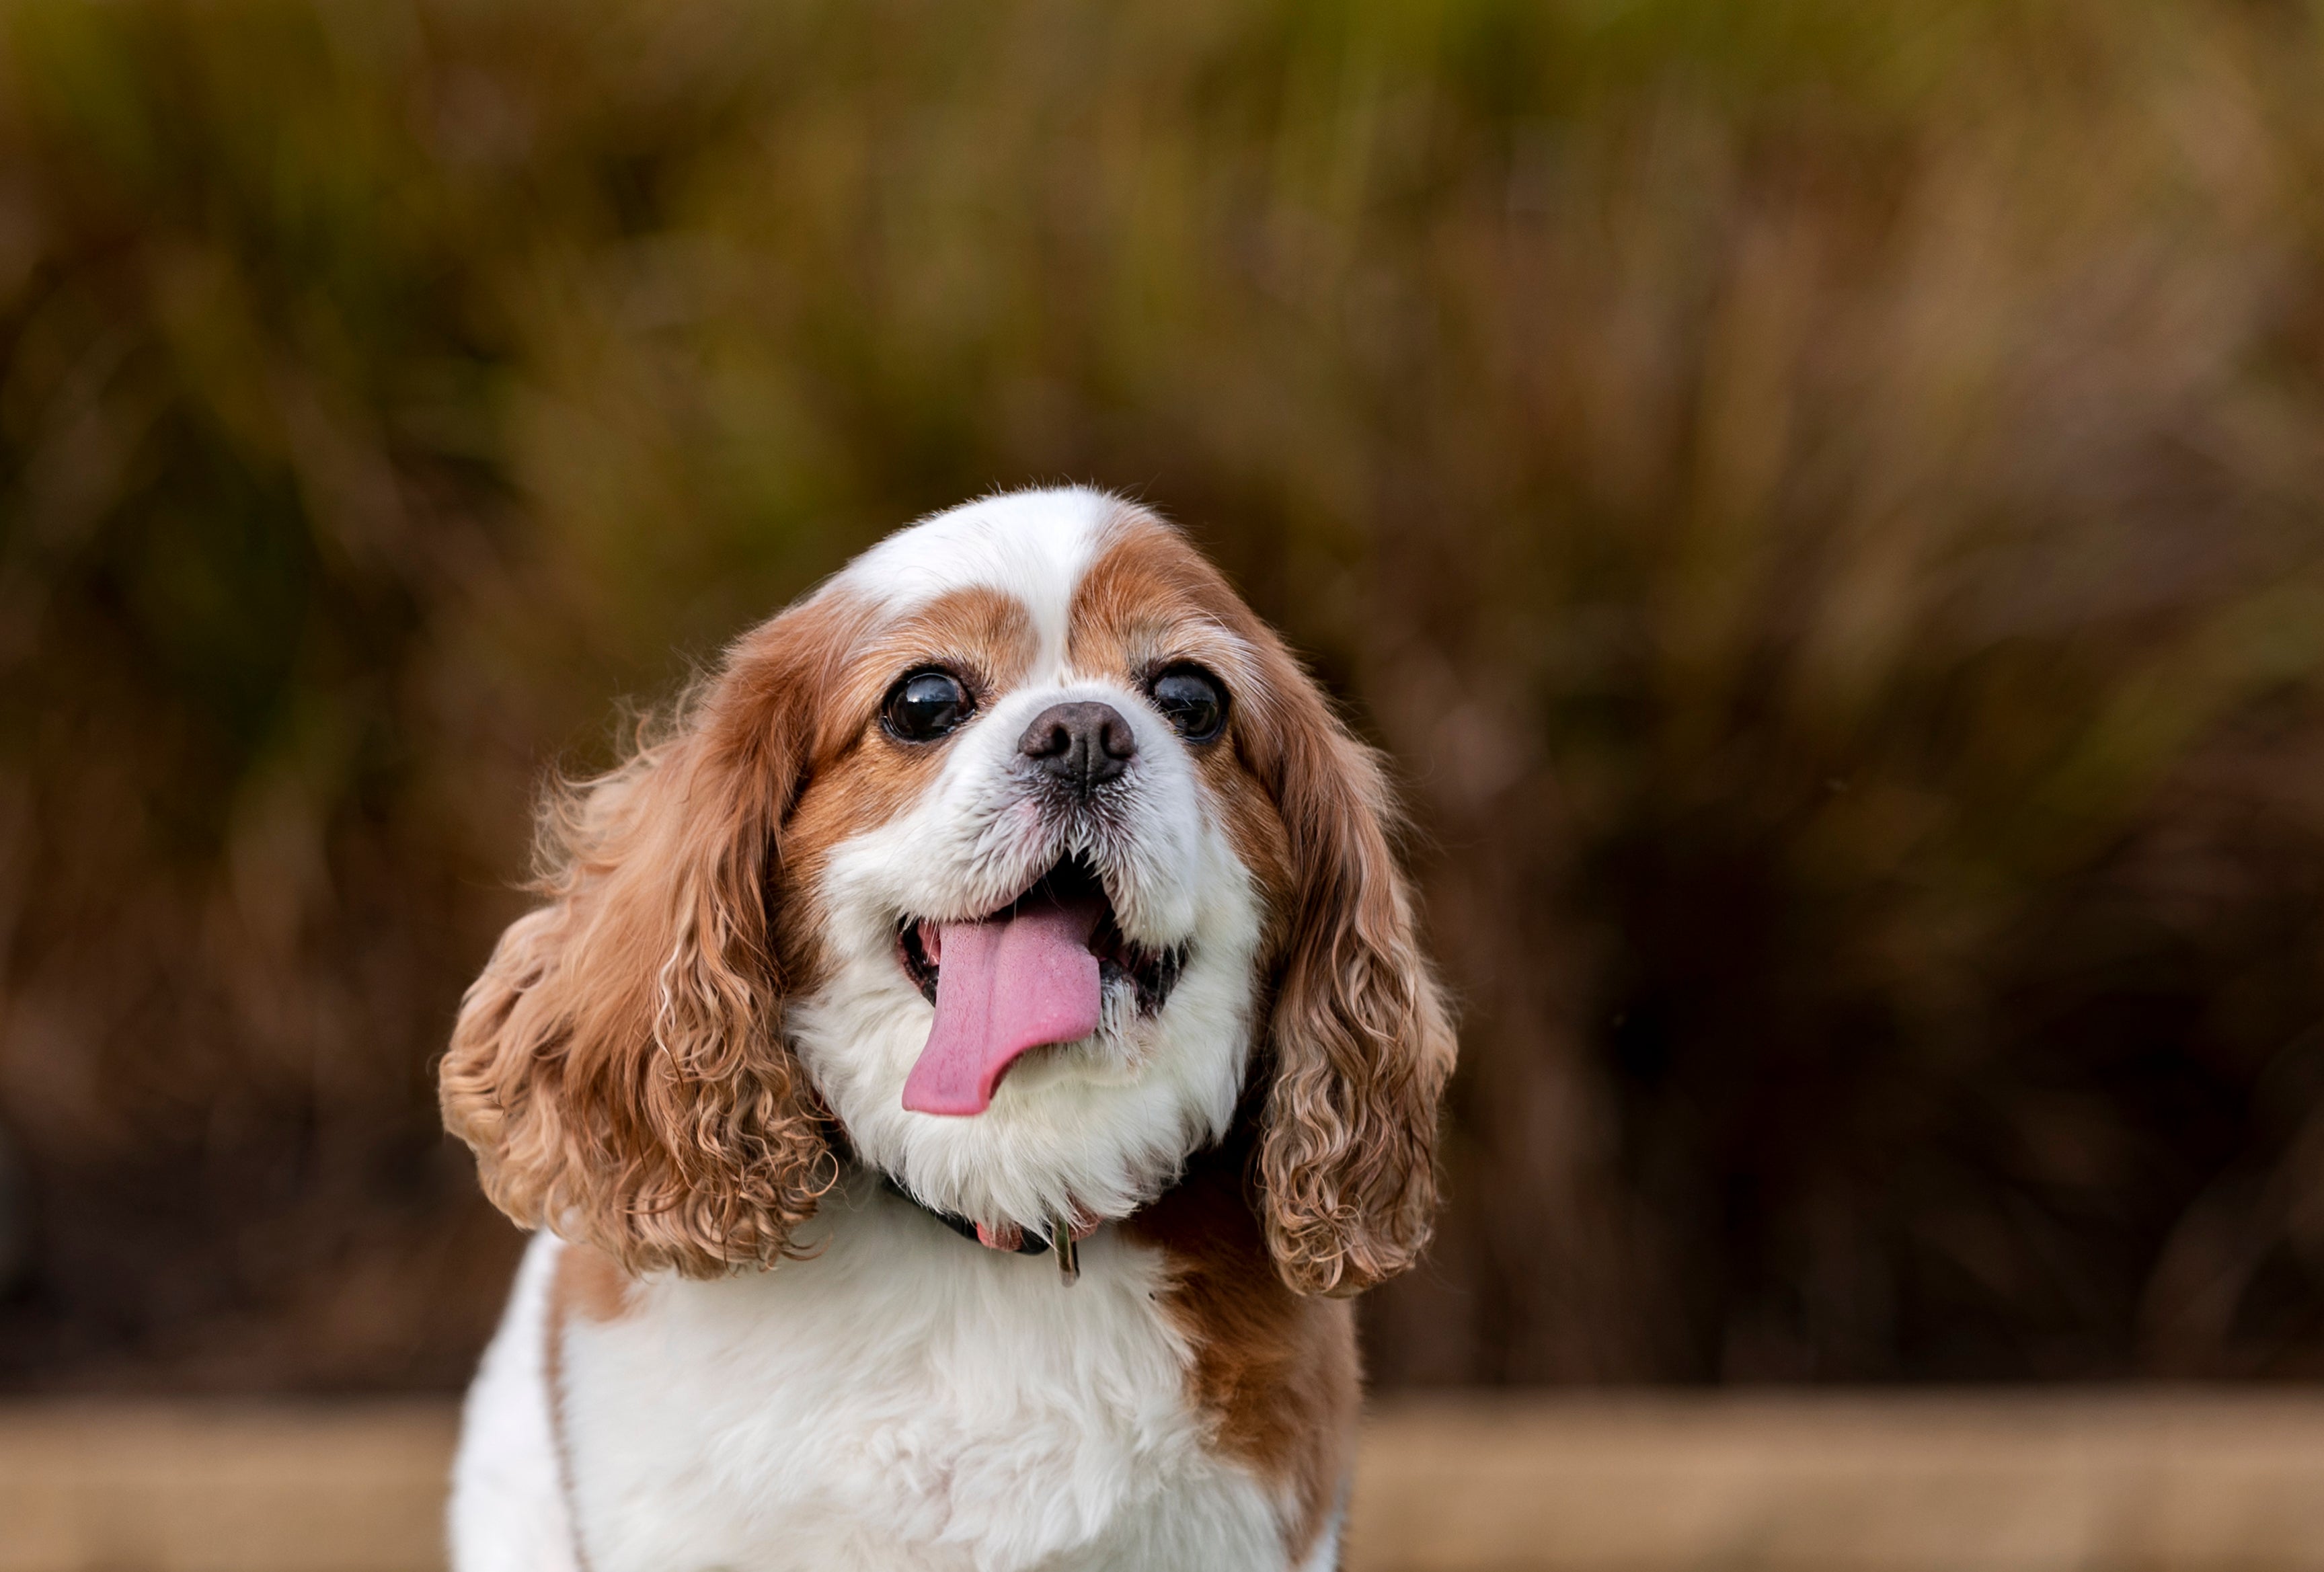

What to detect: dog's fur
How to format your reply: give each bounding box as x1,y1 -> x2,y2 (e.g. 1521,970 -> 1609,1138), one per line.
440,488 -> 1453,1571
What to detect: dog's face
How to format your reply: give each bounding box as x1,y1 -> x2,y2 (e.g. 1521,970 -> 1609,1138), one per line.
442,489 -> 1451,1296
781,494 -> 1278,1234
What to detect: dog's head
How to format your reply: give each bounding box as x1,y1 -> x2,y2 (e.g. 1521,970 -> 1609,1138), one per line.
440,489 -> 1452,1296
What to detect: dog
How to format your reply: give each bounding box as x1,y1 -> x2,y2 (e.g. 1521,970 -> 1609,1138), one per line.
440,487 -> 1454,1572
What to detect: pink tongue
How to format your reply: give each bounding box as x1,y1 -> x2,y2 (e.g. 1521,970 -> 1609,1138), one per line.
900,889 -> 1105,1116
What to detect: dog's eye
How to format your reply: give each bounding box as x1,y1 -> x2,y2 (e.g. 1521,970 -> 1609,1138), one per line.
1147,665 -> 1227,742
884,669 -> 973,742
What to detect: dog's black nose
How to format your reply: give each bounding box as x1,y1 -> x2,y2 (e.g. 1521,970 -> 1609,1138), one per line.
1018,701 -> 1137,793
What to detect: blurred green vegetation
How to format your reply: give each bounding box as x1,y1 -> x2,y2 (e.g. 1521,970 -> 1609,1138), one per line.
5,0 -> 2324,1387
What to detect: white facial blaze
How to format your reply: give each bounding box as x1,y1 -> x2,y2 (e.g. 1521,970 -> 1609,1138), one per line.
788,489 -> 1268,1233
836,485 -> 1112,664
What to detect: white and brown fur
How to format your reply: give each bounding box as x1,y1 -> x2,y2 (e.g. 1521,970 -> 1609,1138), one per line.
439,487 -> 1454,1572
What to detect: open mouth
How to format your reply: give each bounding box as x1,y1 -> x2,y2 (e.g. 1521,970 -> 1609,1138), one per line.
895,856 -> 1187,1117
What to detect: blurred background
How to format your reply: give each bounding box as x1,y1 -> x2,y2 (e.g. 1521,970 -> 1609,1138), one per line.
5,0 -> 2324,1409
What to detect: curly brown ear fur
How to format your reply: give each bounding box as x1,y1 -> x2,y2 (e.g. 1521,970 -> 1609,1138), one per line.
439,596 -> 864,1278
1248,647 -> 1456,1298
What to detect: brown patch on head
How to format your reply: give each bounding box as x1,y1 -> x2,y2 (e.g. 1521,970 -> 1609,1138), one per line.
774,586 -> 1038,984
1069,512 -> 1292,906
1124,1138 -> 1359,1563
1073,504 -> 1456,1299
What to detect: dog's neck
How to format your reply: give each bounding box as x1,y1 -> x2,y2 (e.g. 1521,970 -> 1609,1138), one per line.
872,1169 -> 1176,1286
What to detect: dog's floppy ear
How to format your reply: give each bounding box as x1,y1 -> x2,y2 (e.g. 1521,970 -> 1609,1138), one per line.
440,595 -> 863,1278
1247,640 -> 1456,1298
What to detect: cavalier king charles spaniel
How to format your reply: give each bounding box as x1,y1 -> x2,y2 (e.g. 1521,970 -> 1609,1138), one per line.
440,487 -> 1454,1572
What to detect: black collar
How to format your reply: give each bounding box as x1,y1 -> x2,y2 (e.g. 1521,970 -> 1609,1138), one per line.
876,1173 -> 1085,1280
878,1172 -> 1053,1254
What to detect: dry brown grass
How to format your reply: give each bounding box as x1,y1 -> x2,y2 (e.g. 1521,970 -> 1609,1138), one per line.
7,0 -> 2324,1390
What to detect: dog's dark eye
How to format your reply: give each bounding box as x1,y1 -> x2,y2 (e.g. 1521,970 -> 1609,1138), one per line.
884,669 -> 973,742
1148,665 -> 1227,742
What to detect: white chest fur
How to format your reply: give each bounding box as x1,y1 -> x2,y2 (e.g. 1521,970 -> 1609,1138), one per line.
449,1181 -> 1305,1572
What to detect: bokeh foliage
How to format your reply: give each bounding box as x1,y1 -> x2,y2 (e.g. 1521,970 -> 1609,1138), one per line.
5,0 -> 2324,1386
